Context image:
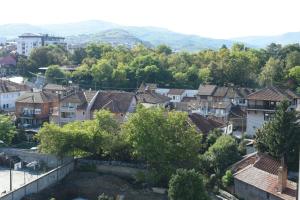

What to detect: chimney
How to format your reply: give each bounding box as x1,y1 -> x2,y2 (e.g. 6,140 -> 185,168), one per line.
278,158 -> 287,193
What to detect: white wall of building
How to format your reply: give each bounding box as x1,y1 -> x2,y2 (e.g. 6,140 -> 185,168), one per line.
246,111 -> 266,137
17,37 -> 42,56
155,88 -> 169,96
0,91 -> 24,111
184,90 -> 198,97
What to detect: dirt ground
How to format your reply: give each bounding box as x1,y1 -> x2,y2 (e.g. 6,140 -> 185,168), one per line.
24,171 -> 167,200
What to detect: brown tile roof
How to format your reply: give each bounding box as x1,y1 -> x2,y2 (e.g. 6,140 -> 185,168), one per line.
91,90 -> 135,113
16,91 -> 58,104
0,80 -> 31,93
137,82 -> 157,93
84,90 -> 98,104
247,86 -> 299,101
0,55 -> 16,66
188,113 -> 225,134
60,90 -> 87,108
253,154 -> 281,175
234,165 -> 297,200
182,97 -> 197,102
213,87 -> 228,97
168,89 -> 185,95
198,84 -> 217,96
43,83 -> 68,91
136,91 -> 170,104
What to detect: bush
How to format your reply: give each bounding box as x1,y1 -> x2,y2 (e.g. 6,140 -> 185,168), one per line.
222,170 -> 234,188
168,169 -> 210,200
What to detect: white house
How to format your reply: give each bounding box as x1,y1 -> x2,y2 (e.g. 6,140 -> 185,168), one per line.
246,86 -> 300,137
0,80 -> 31,111
17,33 -> 66,56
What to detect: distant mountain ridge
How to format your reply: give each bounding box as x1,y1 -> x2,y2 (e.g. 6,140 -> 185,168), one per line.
0,20 -> 299,51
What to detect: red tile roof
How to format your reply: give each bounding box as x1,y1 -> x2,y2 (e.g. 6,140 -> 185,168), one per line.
198,85 -> 217,96
188,113 -> 225,134
235,165 -> 297,200
233,153 -> 297,200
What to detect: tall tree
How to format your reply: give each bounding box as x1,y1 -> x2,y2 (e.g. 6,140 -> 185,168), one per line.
168,169 -> 210,200
123,107 -> 202,185
259,57 -> 284,86
255,100 -> 300,169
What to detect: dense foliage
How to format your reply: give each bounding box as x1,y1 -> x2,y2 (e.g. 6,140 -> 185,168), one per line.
0,115 -> 17,145
168,169 -> 210,200
123,106 -> 202,185
15,43 -> 300,91
255,100 -> 300,170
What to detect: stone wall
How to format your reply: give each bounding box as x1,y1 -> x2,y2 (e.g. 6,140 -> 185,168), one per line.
0,161 -> 74,200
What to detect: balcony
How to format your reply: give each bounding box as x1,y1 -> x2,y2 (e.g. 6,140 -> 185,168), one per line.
247,104 -> 277,111
20,112 -> 35,118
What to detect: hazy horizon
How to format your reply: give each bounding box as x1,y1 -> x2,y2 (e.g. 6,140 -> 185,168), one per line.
1,0 -> 300,39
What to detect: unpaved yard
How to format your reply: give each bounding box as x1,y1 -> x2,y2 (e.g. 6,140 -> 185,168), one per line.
24,171 -> 167,200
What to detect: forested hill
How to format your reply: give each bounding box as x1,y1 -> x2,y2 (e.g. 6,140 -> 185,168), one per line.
1,20 -> 299,51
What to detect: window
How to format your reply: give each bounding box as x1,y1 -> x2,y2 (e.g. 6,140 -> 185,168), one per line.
264,112 -> 274,121
172,96 -> 175,100
34,109 -> 41,114
6,104 -> 8,108
239,99 -> 246,104
61,112 -> 75,118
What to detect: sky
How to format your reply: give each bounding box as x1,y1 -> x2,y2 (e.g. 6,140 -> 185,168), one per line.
0,0 -> 299,39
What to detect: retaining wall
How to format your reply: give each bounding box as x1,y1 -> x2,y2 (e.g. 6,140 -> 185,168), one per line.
0,161 -> 74,200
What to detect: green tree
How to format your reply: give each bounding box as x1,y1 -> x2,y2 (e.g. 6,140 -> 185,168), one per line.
168,169 -> 210,200
45,65 -> 67,84
200,135 -> 240,175
198,68 -> 211,84
123,107 -> 202,185
91,59 -> 113,85
255,100 -> 300,169
259,57 -> 284,86
156,44 -> 172,55
0,115 -> 16,145
221,170 -> 234,187
288,66 -> 300,83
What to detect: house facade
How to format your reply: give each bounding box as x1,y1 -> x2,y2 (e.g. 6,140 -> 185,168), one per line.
17,33 -> 66,56
0,80 -> 31,111
246,86 -> 300,136
15,91 -> 58,128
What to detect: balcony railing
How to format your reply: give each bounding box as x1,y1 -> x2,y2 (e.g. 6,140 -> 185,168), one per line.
247,105 -> 277,110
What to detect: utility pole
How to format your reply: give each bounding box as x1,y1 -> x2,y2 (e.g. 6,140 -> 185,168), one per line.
9,160 -> 12,191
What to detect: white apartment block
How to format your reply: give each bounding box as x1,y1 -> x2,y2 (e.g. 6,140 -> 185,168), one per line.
17,33 -> 66,56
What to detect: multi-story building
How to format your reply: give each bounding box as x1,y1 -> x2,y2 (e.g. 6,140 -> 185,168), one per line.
0,55 -> 17,76
0,80 -> 31,111
15,91 -> 58,128
246,86 -> 300,137
17,33 -> 65,56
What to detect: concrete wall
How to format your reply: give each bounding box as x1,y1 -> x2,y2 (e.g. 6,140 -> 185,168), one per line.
0,161 -> 74,200
0,148 -> 72,168
246,110 -> 265,137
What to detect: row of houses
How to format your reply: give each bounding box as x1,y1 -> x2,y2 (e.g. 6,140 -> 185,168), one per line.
1,79 -> 299,138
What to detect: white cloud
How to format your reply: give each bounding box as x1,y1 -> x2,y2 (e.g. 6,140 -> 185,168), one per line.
0,0 -> 299,38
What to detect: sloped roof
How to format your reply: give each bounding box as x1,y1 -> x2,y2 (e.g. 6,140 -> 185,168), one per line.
91,90 -> 135,113
188,113 -> 225,134
198,85 -> 217,96
136,90 -> 170,104
247,86 -> 299,101
43,83 -> 68,91
213,87 -> 228,97
234,165 -> 296,200
16,91 -> 57,104
60,90 -> 87,105
211,101 -> 231,109
0,80 -> 31,93
233,153 -> 297,200
168,89 -> 185,95
84,90 -> 98,104
0,55 -> 16,66
137,82 -> 158,93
